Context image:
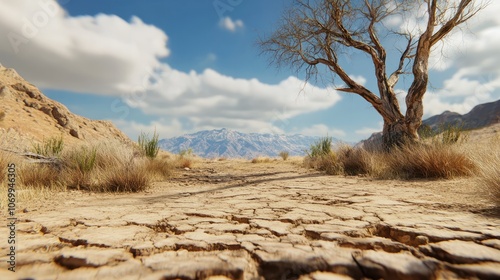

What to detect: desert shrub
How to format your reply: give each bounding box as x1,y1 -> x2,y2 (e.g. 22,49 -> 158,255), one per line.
381,143 -> 476,179
19,164 -> 65,188
336,146 -> 371,176
173,148 -> 196,168
469,138 -> 500,206
99,162 -> 149,192
304,152 -> 343,175
0,110 -> 5,122
146,157 -> 174,181
63,146 -> 98,189
304,137 -> 344,175
32,135 -> 64,157
176,157 -> 193,168
279,151 -> 289,161
251,157 -> 272,163
308,137 -> 333,158
0,151 -> 10,183
138,130 -> 160,159
438,124 -> 468,145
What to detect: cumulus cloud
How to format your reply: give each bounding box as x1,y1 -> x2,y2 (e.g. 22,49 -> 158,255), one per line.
299,124 -> 346,138
0,0 -> 169,95
112,118 -> 184,140
0,1 -> 341,137
219,16 -> 244,32
385,1 -> 500,117
123,65 -> 341,135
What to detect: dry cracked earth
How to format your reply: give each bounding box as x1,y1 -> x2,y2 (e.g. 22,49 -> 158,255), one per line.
1,159 -> 500,280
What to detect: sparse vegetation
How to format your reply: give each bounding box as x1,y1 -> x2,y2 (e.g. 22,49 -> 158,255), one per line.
100,163 -> 149,192
279,151 -> 289,161
146,156 -> 174,181
380,143 -> 476,179
32,135 -> 64,157
138,130 -> 160,159
20,164 -> 65,188
0,110 -> 5,122
179,148 -> 194,157
63,146 -> 98,189
438,124 -> 468,145
307,137 -> 332,158
251,157 -> 273,164
175,148 -> 196,169
305,137 -> 476,179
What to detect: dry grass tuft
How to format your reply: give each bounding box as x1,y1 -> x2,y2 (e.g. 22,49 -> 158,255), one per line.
336,146 -> 371,176
146,157 -> 175,181
19,164 -> 66,188
99,163 -> 150,192
304,140 -> 476,180
251,157 -> 273,164
469,136 -> 500,206
0,110 -> 5,122
279,151 -> 289,161
381,143 -> 476,179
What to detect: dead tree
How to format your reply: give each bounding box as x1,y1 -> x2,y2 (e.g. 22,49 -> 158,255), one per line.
260,0 -> 487,148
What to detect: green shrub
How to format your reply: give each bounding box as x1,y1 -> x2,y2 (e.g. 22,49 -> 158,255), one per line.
32,135 -> 64,157
138,130 -> 160,159
308,137 -> 333,158
279,151 -> 289,161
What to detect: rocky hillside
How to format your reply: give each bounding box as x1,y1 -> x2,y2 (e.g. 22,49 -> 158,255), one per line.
357,99 -> 500,149
423,99 -> 500,130
159,128 -> 343,158
0,65 -> 133,151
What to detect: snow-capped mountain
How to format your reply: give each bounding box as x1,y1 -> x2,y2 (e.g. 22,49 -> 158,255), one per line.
159,128 -> 343,159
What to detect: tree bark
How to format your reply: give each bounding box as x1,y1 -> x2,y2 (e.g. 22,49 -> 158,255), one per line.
382,118 -> 419,149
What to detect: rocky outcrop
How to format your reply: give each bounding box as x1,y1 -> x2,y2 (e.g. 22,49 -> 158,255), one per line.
0,65 -> 133,150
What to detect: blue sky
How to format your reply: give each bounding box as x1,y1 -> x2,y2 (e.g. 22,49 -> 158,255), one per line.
0,0 -> 499,142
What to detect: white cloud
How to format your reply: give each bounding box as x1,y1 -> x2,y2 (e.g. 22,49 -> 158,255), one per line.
299,124 -> 346,138
0,0 -> 169,95
219,16 -> 244,32
123,65 -> 342,135
112,118 -> 185,140
0,0 -> 341,137
388,1 -> 500,117
350,75 -> 367,86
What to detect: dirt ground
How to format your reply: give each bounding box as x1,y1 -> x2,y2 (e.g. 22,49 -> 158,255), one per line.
1,158 -> 500,279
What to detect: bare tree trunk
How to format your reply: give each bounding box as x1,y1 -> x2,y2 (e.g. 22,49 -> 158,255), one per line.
382,118 -> 420,149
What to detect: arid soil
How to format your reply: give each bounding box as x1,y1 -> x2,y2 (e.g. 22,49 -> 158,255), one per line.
1,159 -> 499,280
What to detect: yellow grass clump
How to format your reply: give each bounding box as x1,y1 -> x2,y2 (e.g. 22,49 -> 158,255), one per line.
251,157 -> 274,164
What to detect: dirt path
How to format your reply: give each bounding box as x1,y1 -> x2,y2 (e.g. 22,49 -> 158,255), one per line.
1,159 -> 500,279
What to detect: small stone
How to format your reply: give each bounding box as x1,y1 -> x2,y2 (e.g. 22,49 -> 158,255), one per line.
415,235 -> 429,245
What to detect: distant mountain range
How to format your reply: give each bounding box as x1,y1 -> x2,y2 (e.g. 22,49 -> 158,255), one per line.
159,128 -> 343,159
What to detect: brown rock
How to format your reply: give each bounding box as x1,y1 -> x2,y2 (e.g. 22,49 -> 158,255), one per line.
352,250 -> 438,280
421,240 -> 500,264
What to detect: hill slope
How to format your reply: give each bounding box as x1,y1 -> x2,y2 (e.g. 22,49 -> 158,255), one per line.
159,128 -> 342,158
0,65 -> 132,151
423,99 -> 500,130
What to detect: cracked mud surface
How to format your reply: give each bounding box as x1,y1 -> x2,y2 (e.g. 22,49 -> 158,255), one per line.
1,159 -> 500,279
